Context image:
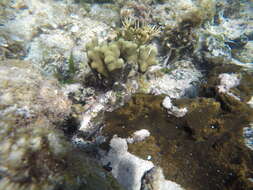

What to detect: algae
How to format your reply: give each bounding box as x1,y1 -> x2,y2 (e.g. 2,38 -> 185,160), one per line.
201,64 -> 253,103
103,93 -> 253,190
54,53 -> 79,84
161,22 -> 198,63
0,60 -> 124,190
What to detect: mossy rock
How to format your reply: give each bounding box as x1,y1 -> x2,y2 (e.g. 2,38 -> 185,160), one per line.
102,94 -> 253,190
0,60 -> 124,190
201,64 -> 253,103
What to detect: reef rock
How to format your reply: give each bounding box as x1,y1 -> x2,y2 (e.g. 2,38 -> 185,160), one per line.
0,59 -> 123,190
141,167 -> 184,190
101,136 -> 154,190
0,0 -> 110,76
103,93 -> 253,190
162,96 -> 188,117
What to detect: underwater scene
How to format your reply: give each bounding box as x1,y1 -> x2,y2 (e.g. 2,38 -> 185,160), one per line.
0,0 -> 253,190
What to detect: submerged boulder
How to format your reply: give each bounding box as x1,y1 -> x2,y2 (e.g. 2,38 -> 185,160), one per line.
0,60 -> 123,190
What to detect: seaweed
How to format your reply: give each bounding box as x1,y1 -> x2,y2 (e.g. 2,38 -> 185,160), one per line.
54,53 -> 78,84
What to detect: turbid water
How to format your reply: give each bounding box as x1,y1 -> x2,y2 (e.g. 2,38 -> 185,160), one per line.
0,0 -> 253,190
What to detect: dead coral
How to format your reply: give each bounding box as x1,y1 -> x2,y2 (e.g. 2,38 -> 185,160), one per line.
156,0 -> 216,63
161,22 -> 199,63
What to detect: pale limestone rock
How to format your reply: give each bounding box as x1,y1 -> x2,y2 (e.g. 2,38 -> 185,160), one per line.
141,167 -> 184,190
102,136 -> 154,190
127,129 -> 151,144
218,73 -> 240,100
162,96 -> 188,118
147,61 -> 201,98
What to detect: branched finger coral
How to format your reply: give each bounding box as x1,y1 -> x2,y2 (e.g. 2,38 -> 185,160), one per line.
86,38 -> 158,86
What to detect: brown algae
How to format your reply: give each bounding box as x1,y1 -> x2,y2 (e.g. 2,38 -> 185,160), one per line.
103,94 -> 253,190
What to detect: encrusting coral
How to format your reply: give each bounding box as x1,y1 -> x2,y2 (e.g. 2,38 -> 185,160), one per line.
0,60 -> 123,190
86,38 -> 158,86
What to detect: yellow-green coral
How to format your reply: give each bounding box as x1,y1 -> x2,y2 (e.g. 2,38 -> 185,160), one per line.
86,38 -> 137,78
138,44 -> 157,73
86,38 -> 158,84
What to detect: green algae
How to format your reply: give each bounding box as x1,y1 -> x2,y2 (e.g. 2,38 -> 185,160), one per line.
103,93 -> 253,190
54,53 -> 79,84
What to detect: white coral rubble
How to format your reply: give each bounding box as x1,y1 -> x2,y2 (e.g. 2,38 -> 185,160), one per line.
127,129 -> 151,144
218,73 -> 240,100
102,136 -> 184,190
102,136 -> 154,190
162,96 -> 188,118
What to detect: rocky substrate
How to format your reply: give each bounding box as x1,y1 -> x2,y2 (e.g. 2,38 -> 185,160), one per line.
102,64 -> 253,190
1,0 -> 253,189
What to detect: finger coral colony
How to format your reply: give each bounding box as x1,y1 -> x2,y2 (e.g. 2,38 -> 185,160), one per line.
0,0 -> 253,190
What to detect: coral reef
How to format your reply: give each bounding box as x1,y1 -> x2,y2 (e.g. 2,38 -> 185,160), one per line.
141,60 -> 202,98
54,54 -> 79,84
119,0 -> 154,24
101,135 -> 184,190
0,60 -> 123,190
0,0 -> 110,77
102,93 -> 253,190
194,0 -> 253,66
153,0 -> 215,27
162,96 -> 187,117
102,62 -> 253,190
88,3 -> 120,25
141,167 -> 183,190
244,125 -> 253,151
118,18 -> 160,45
155,0 -> 215,64
0,118 -> 122,190
86,38 -> 158,86
201,64 -> 253,103
1,0 -> 253,190
232,41 -> 253,63
0,60 -> 71,123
